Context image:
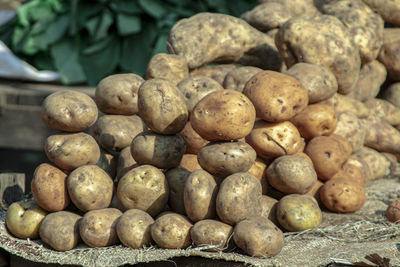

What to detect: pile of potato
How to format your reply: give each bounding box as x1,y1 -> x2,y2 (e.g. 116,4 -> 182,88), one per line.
5,0 -> 400,258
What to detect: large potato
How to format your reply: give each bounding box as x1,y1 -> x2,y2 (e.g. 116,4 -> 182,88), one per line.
364,98 -> 400,126
223,66 -> 262,92
95,74 -> 144,115
41,90 -> 98,132
45,132 -> 100,171
190,219 -> 233,251
138,78 -> 188,135
178,121 -> 209,154
165,167 -> 191,215
378,28 -> 400,81
333,111 -> 366,153
332,94 -> 369,119
146,53 -> 189,85
352,147 -> 391,181
259,0 -> 320,17
190,64 -> 237,85
362,0 -> 400,26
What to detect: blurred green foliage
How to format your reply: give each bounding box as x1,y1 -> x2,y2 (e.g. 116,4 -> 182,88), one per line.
0,0 -> 257,85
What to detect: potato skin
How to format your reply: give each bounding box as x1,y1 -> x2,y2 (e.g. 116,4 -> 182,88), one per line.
166,167 -> 191,215
146,53 -> 189,85
333,111 -> 366,153
383,83 -> 400,108
247,157 -> 269,194
190,219 -> 233,251
260,195 -> 279,225
31,163 -> 70,212
190,64 -> 237,85
378,29 -> 400,81
179,154 -> 202,172
41,90 -> 98,132
178,121 -> 209,154
116,146 -> 138,182
386,198 -> 400,223
223,66 -> 262,92
45,132 -> 100,171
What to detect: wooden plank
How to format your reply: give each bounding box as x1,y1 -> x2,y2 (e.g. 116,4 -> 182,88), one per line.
0,173 -> 25,208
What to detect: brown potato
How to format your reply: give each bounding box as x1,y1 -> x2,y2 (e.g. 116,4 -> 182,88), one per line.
45,132 -> 100,171
333,94 -> 369,119
41,90 -> 98,132
331,160 -> 366,187
79,208 -> 122,247
166,167 -> 191,215
362,0 -> 400,26
306,180 -> 324,201
378,28 -> 400,81
184,169 -> 218,222
178,121 -> 209,154
96,149 -> 117,179
116,146 -> 139,182
260,195 -> 279,225
259,0 -> 320,17
95,74 -> 144,115
320,178 -> 366,213
31,163 -> 70,212
131,131 -> 186,169
244,71 -> 308,122
247,157 -> 268,194
383,83 -> 400,108
223,66 -> 262,92
333,111 -> 366,153
216,172 -> 262,225
347,155 -> 372,183
150,213 -> 193,249
179,154 -> 202,172
116,209 -> 154,249
352,147 -> 391,181
117,165 -> 168,217
146,53 -> 189,85
386,198 -> 400,223
92,114 -> 146,152
39,211 -> 82,251
190,64 -> 237,85
67,165 -> 114,212
190,219 -> 233,251
190,89 -> 256,141
138,78 -> 188,135
364,98 -> 400,126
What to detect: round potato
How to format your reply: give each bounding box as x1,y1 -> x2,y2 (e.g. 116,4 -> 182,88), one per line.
178,121 -> 209,154
179,154 -> 202,172
31,163 -> 70,212
190,89 -> 256,141
39,211 -> 82,251
116,209 -> 154,248
197,141 -> 257,178
150,213 -> 193,249
116,146 -> 139,181
92,115 -> 146,152
247,157 -> 268,194
117,165 -> 168,217
331,159 -> 366,186
216,172 -> 262,225
45,132 -> 100,171
41,90 -> 98,132
166,167 -> 191,214
95,73 -> 144,115
146,53 -> 189,85
386,198 -> 400,223
190,64 -> 237,85
223,66 -> 262,92
138,78 -> 188,135
131,131 -> 186,169
190,219 -> 233,252
67,165 -> 114,212
260,195 -> 279,225
79,208 -> 122,247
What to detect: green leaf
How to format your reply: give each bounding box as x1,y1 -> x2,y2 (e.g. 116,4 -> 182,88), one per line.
117,13 -> 141,36
110,0 -> 142,14
70,1 -> 105,35
32,14 -> 70,50
85,8 -> 114,42
82,35 -> 114,55
138,0 -> 167,19
32,51 -> 55,70
30,14 -> 56,35
152,32 -> 168,55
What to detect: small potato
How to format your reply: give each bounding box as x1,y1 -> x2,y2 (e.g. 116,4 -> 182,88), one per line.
290,103 -> 337,139
31,163 -> 70,212
67,165 -> 114,212
383,83 -> 400,108
223,66 -> 262,92
244,71 -> 308,122
95,74 -> 144,115
190,219 -> 233,251
333,111 -> 366,153
216,172 -> 262,225
247,157 -> 268,194
146,53 -> 189,85
131,131 -> 186,169
45,132 -> 100,171
277,194 -> 322,232
260,195 -> 279,225
79,208 -> 122,247
166,167 -> 191,214
266,155 -> 317,194
190,64 -> 237,85
117,165 -> 168,217
116,146 -> 138,182
116,209 -> 154,249
41,90 -> 98,132
386,198 -> 400,223
178,121 -> 209,154
197,141 -> 257,178
184,170 -> 218,222
39,211 -> 82,251
92,115 -> 146,152
190,89 -> 256,141
320,178 -> 366,213
179,154 -> 202,172
150,213 -> 193,249
233,216 -> 284,257
138,78 -> 188,135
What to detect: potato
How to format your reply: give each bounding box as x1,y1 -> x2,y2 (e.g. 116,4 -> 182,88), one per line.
6,201 -> 47,239
131,131 -> 186,169
260,195 -> 279,225
190,89 -> 256,141
178,121 -> 209,154
386,198 -> 400,223
244,71 -> 308,122
290,103 -> 337,139
41,90 -> 98,132
177,76 -> 223,114
306,180 -> 324,201
378,28 -> 400,81
190,64 -> 237,85
362,0 -> 400,26
331,160 -> 366,187
216,172 -> 262,225
117,165 -> 168,217
259,0 -> 320,17
31,163 -> 70,212
333,94 -> 369,119
39,211 -> 82,251
285,63 -> 337,104
332,111 -> 366,153
146,53 -> 189,85
246,120 -> 303,159
95,74 -> 144,115
166,167 -> 191,214
275,15 -> 361,94
116,209 -> 154,249
266,155 -> 317,194
233,216 -> 284,257
247,157 -> 268,194
352,147 -> 391,181
184,169 -> 218,222
364,98 -> 400,126
383,83 -> 400,108
320,178 -> 366,213
138,78 -> 188,135
347,155 -> 372,183
190,219 -> 233,251
381,152 -> 399,176
45,132 -> 100,171
116,146 -> 138,182
92,114 -> 146,152
167,13 -> 281,70
179,154 -> 202,172
79,208 -> 122,247
222,66 -> 261,93
150,213 -> 193,249
96,149 -> 117,178
276,194 -> 322,232
67,165 -> 114,212
197,141 -> 256,178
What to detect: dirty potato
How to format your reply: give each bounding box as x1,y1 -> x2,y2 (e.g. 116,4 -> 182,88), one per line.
190,219 -> 233,251
223,66 -> 262,92
146,53 -> 189,85
190,64 -> 237,85
166,167 -> 191,215
178,121 -> 209,155
333,111 -> 366,153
